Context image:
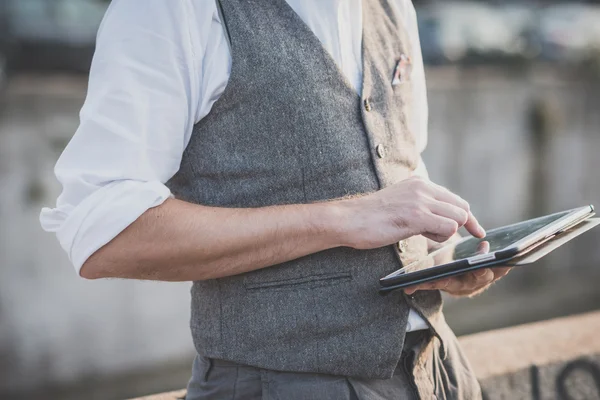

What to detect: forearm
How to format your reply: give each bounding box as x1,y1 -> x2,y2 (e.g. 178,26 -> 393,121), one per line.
80,198 -> 345,281
81,177 -> 485,282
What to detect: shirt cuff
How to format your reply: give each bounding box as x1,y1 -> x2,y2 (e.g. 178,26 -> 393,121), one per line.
40,180 -> 171,275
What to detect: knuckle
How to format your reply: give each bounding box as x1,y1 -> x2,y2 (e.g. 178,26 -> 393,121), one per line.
478,270 -> 494,283
457,209 -> 469,225
450,192 -> 469,210
411,204 -> 428,218
443,220 -> 459,236
412,189 -> 425,201
461,198 -> 471,212
411,177 -> 428,191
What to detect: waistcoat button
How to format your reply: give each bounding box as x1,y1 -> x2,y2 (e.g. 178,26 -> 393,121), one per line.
376,144 -> 386,159
364,98 -> 372,112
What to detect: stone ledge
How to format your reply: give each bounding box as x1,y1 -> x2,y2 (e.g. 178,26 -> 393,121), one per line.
131,311 -> 600,400
461,311 -> 600,400
460,310 -> 600,380
131,390 -> 186,400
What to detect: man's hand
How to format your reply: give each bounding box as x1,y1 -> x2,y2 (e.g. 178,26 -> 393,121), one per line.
337,176 -> 513,298
338,176 -> 486,249
405,238 -> 513,297
404,267 -> 512,297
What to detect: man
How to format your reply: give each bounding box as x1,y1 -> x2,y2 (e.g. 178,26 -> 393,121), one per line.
40,0 -> 511,398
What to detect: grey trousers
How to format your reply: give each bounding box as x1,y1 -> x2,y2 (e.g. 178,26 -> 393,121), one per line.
185,331 -> 481,400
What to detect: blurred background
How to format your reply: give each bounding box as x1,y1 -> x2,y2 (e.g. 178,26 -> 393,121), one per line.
1,0 -> 600,399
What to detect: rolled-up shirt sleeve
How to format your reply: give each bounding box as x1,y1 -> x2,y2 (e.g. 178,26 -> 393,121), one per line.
39,0 -> 202,274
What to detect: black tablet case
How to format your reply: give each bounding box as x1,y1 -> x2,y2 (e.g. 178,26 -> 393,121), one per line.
379,218 -> 600,294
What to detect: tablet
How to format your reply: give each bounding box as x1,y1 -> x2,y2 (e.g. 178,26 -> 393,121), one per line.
379,205 -> 595,290
378,217 -> 600,295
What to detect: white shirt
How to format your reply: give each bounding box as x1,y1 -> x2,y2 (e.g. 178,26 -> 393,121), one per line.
40,0 -> 430,331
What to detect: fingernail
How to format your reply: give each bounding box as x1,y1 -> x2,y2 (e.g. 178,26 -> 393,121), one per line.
478,226 -> 486,238
474,269 -> 487,277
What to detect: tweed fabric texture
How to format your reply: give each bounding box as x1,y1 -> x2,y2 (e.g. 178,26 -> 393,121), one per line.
167,0 -> 446,379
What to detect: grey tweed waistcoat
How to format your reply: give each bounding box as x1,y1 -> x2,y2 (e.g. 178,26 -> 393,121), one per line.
167,0 -> 448,379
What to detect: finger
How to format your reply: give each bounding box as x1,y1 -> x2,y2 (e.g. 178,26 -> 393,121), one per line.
476,241 -> 491,254
405,278 -> 448,294
492,267 -> 512,281
427,278 -> 452,291
464,212 -> 486,239
420,214 -> 459,243
404,287 -> 417,295
428,200 -> 469,228
428,183 -> 470,213
415,279 -> 451,291
454,269 -> 493,290
442,276 -> 468,294
404,284 -> 426,295
422,233 -> 450,243
443,270 -> 494,295
426,183 -> 486,239
472,268 -> 495,284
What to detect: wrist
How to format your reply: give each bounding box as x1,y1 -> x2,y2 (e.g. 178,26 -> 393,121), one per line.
322,198 -> 366,248
306,199 -> 358,249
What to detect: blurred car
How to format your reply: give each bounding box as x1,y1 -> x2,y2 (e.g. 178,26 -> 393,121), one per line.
6,0 -> 108,72
417,2 -> 534,65
0,40 -> 8,94
538,3 -> 600,63
417,8 -> 447,65
0,0 -> 12,97
497,4 -> 542,60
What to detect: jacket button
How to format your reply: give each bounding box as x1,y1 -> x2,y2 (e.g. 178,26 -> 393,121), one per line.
364,98 -> 372,112
376,144 -> 386,158
398,240 -> 407,253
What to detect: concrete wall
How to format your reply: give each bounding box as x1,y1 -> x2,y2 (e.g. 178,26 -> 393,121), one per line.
427,66 -> 600,336
1,67 -> 600,398
0,76 -> 194,397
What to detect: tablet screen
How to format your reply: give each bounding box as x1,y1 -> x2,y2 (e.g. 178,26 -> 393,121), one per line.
451,210 -> 572,260
392,209 -> 573,276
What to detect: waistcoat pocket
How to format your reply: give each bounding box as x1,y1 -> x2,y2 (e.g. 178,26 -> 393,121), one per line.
392,79 -> 413,97
243,271 -> 352,292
